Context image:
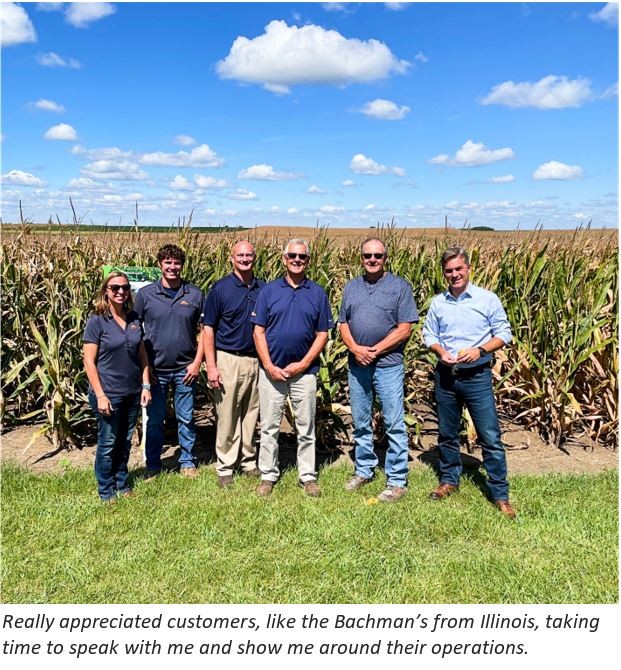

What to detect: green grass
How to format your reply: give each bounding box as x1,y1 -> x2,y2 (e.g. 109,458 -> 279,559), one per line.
1,462 -> 617,604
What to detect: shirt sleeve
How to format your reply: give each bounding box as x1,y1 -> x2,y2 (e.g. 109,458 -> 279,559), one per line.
396,280 -> 419,323
337,284 -> 349,324
488,294 -> 512,345
317,289 -> 335,332
202,286 -> 221,327
134,288 -> 145,320
83,315 -> 103,344
250,285 -> 268,327
422,299 -> 441,348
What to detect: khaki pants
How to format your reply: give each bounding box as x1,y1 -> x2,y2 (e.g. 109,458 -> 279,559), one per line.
212,350 -> 260,476
258,368 -> 317,483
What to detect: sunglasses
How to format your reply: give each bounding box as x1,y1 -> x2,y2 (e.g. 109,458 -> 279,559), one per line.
108,284 -> 131,293
362,252 -> 385,260
285,252 -> 309,261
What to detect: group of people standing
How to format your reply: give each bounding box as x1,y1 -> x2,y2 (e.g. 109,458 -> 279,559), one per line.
83,237 -> 516,519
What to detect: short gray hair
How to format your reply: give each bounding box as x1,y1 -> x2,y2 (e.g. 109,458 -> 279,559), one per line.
441,246 -> 470,269
284,238 -> 310,255
360,237 -> 386,255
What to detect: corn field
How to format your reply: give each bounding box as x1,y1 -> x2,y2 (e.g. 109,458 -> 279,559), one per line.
1,223 -> 617,451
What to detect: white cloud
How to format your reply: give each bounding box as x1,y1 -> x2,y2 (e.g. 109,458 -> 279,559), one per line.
44,123 -> 78,141
360,98 -> 410,120
170,175 -> 194,191
287,207 -> 299,214
29,98 -> 65,113
341,179 -> 356,187
37,51 -> 81,68
414,51 -> 428,63
385,3 -> 407,10
601,82 -> 618,99
81,160 -> 148,181
481,75 -> 593,109
306,184 -> 326,194
322,3 -> 353,13
101,192 -> 143,203
36,3 -> 65,12
194,175 -> 228,189
589,3 -> 618,26
350,153 -> 406,176
319,205 -> 345,213
365,204 -> 376,210
71,145 -> 133,160
532,161 -> 583,181
237,163 -> 300,180
66,176 -> 112,190
1,3 -> 37,46
490,174 -> 516,183
225,188 -> 257,201
174,134 -> 197,146
216,20 -> 409,94
65,2 -> 116,28
2,169 -> 46,187
140,144 -> 224,167
430,140 -> 514,167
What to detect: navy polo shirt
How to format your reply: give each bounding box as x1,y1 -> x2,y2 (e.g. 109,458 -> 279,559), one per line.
134,280 -> 205,372
251,277 -> 334,374
83,311 -> 143,399
203,272 -> 265,353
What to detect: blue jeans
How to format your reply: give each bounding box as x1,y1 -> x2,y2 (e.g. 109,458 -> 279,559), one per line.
146,369 -> 196,471
434,365 -> 509,501
89,391 -> 141,501
348,363 -> 409,487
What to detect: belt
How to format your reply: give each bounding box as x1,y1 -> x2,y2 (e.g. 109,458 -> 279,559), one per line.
439,362 -> 490,377
220,349 -> 257,358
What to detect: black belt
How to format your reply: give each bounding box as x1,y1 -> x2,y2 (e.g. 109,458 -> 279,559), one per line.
439,362 -> 490,377
220,349 -> 257,358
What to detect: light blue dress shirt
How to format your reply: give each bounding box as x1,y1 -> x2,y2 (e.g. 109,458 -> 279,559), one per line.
423,282 -> 512,359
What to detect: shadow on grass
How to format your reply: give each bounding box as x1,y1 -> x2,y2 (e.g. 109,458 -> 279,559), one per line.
417,448 -> 493,501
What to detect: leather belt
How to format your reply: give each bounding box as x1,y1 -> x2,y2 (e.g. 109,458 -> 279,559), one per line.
220,349 -> 257,358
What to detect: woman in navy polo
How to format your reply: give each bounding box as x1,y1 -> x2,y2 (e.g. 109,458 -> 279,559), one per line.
83,271 -> 151,502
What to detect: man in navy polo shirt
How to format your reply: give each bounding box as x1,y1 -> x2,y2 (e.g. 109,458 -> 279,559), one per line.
203,240 -> 265,489
134,244 -> 205,478
251,238 -> 334,498
339,237 -> 418,503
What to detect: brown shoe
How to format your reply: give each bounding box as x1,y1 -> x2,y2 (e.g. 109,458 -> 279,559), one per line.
256,480 -> 274,497
119,490 -> 137,499
301,480 -> 321,498
495,500 -> 517,519
180,467 -> 198,479
217,475 -> 234,489
430,483 -> 459,500
378,486 -> 407,503
345,474 -> 372,491
242,467 -> 261,478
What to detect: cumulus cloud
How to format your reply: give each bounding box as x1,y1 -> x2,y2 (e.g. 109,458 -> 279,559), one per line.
71,145 -> 133,160
481,75 -> 593,109
306,184 -> 326,194
65,2 -> 116,28
36,3 -> 65,12
37,51 -> 81,68
430,140 -> 514,167
66,176 -> 112,190
414,51 -> 428,63
287,207 -> 299,214
601,82 -> 618,99
30,98 -> 65,113
319,205 -> 345,213
44,123 -> 78,141
1,3 -> 37,46
322,3 -> 353,13
385,3 -> 407,10
170,175 -> 194,191
2,169 -> 46,187
365,204 -> 376,210
490,175 -> 516,183
341,179 -> 356,187
532,161 -> 583,180
216,20 -> 409,94
237,163 -> 301,180
174,134 -> 197,146
225,188 -> 257,201
360,98 -> 410,120
194,175 -> 229,189
139,144 -> 224,167
589,2 -> 618,26
81,160 -> 148,181
350,153 -> 406,176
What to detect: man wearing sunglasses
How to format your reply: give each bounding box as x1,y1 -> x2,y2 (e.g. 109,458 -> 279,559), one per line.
338,237 -> 418,502
423,246 -> 515,519
134,244 -> 205,479
251,239 -> 334,497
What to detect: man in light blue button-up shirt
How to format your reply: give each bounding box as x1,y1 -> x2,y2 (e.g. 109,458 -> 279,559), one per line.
423,246 -> 516,519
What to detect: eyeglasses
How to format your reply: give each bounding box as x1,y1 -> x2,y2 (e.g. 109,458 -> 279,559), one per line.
108,284 -> 131,293
362,252 -> 385,260
285,252 -> 309,261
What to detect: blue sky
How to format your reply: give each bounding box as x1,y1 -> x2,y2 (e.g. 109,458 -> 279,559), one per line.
1,1 -> 618,229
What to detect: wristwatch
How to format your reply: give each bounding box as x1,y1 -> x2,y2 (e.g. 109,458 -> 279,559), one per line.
477,347 -> 487,358
142,383 -> 151,390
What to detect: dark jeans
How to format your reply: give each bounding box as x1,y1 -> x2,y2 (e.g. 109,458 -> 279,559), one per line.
89,391 -> 141,501
434,365 -> 509,501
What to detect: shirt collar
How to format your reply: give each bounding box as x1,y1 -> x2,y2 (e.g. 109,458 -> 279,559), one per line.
280,275 -> 310,289
156,279 -> 186,295
444,282 -> 475,301
231,272 -> 259,289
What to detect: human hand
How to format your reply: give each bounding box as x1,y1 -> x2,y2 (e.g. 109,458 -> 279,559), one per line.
353,345 -> 377,366
207,364 -> 222,389
183,361 -> 201,385
97,395 -> 112,415
456,348 -> 479,364
267,364 -> 288,382
439,350 -> 458,366
283,361 -> 305,378
140,389 -> 152,407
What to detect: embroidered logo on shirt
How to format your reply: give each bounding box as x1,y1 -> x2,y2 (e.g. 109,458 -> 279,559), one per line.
179,300 -> 190,306
129,323 -> 140,330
